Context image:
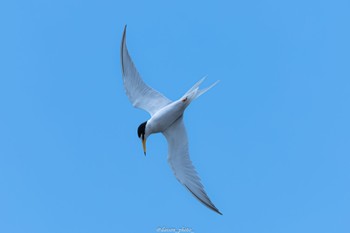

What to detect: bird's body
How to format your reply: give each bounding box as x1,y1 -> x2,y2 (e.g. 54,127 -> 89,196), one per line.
146,99 -> 186,135
120,25 -> 222,215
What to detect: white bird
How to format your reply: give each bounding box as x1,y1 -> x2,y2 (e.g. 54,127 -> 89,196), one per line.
120,26 -> 222,215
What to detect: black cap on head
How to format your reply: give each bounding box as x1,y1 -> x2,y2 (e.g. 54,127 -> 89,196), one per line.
137,121 -> 147,139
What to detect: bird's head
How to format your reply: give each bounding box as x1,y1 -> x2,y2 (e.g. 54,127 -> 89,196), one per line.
137,121 -> 148,156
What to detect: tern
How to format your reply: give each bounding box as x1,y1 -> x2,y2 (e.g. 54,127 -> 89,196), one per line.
120,26 -> 222,215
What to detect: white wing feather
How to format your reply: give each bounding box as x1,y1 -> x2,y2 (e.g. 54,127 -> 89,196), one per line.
120,26 -> 171,116
163,116 -> 222,215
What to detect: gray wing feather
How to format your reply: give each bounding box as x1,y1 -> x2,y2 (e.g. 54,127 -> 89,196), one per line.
163,116 -> 222,215
120,26 -> 171,115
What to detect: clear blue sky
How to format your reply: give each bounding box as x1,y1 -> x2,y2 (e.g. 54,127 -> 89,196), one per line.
1,0 -> 349,232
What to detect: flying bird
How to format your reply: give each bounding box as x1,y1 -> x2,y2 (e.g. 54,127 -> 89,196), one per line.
120,26 -> 222,215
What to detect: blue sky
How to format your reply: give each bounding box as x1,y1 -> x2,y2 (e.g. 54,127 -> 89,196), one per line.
1,0 -> 349,232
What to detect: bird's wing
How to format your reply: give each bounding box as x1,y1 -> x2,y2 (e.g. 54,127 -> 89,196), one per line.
163,116 -> 222,215
120,26 -> 172,116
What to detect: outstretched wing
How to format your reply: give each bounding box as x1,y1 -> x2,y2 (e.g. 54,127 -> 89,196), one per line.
163,116 -> 222,215
120,26 -> 171,116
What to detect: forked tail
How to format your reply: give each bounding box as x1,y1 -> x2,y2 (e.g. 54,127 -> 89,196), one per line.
182,76 -> 219,102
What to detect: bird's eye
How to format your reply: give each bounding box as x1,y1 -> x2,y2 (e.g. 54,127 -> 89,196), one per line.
182,97 -> 187,102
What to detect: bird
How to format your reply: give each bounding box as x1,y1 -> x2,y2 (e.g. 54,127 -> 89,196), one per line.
120,25 -> 222,215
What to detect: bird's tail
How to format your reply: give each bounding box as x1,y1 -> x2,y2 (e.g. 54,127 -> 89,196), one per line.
182,76 -> 219,102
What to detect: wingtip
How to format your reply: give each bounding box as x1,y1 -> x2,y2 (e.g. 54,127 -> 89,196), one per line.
122,25 -> 127,39
184,184 -> 222,215
121,25 -> 128,75
212,206 -> 223,215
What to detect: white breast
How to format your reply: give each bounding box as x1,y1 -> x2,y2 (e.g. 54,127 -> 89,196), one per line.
147,100 -> 186,134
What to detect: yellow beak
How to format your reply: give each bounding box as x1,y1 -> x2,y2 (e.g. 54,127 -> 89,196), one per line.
142,138 -> 146,156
